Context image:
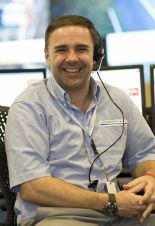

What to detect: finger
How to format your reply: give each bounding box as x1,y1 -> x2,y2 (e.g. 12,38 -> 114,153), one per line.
139,204 -> 153,223
123,178 -> 140,189
123,179 -> 146,190
147,195 -> 155,203
123,181 -> 146,193
136,213 -> 141,219
140,186 -> 153,204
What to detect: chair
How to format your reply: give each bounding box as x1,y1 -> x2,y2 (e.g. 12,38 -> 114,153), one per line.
0,106 -> 17,226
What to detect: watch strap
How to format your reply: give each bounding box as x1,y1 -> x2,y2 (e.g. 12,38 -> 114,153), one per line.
109,193 -> 117,203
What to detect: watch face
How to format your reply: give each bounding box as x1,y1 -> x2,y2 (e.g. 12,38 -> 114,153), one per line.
103,202 -> 118,217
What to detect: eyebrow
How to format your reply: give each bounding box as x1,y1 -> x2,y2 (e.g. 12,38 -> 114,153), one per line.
54,44 -> 90,50
76,44 -> 90,49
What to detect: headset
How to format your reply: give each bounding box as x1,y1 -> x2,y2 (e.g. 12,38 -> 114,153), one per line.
88,27 -> 125,190
92,30 -> 105,71
88,77 -> 125,190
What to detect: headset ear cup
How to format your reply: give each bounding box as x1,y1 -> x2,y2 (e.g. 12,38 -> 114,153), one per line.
93,46 -> 104,71
93,45 -> 99,62
92,29 -> 104,70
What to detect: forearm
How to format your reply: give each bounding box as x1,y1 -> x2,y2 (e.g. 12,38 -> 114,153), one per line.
20,176 -> 108,212
132,160 -> 155,178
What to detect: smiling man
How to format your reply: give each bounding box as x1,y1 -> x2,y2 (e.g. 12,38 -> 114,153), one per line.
45,24 -> 94,112
5,15 -> 155,226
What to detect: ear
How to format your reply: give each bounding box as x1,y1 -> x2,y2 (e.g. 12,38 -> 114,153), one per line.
44,48 -> 50,65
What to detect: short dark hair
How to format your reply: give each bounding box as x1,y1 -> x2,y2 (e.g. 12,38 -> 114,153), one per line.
44,15 -> 103,63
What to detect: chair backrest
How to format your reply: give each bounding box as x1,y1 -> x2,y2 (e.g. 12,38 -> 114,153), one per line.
0,106 -> 17,226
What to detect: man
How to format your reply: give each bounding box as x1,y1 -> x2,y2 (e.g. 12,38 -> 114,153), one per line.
5,15 -> 155,226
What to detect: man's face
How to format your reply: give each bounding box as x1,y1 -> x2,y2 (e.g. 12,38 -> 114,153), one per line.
45,25 -> 94,92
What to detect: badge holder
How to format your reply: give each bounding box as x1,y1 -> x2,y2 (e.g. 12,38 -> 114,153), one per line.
104,168 -> 117,194
105,181 -> 117,194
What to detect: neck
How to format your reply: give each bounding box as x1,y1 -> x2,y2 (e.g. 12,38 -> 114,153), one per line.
68,86 -> 92,113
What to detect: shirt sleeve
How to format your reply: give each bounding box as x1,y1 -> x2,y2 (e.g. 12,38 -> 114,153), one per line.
5,100 -> 51,192
120,94 -> 155,170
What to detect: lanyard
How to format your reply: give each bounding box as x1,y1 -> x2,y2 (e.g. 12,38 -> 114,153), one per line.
54,94 -> 97,138
46,80 -> 103,162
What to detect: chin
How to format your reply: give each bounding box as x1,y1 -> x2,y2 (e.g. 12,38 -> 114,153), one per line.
61,81 -> 83,91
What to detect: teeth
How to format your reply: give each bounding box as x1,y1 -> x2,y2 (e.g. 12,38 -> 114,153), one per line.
64,68 -> 80,73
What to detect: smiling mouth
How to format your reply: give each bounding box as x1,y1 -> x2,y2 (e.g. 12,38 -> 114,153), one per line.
63,68 -> 81,73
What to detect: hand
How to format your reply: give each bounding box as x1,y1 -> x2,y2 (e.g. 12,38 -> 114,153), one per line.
115,190 -> 147,218
137,203 -> 155,223
123,175 -> 155,203
123,175 -> 155,222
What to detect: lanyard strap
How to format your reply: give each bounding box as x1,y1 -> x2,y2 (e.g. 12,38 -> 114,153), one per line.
55,96 -> 97,137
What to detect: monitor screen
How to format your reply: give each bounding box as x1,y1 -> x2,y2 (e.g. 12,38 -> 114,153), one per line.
91,65 -> 145,115
0,68 -> 46,106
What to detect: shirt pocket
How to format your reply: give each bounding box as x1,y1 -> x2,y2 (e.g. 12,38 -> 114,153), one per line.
92,119 -> 127,169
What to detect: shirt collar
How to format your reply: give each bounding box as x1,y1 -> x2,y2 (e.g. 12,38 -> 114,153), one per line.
90,76 -> 100,102
47,74 -> 65,104
47,74 -> 100,105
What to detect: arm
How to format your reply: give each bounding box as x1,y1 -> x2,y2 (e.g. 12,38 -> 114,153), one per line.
132,160 -> 155,178
20,175 -> 147,218
124,160 -> 155,200
123,160 -> 155,222
117,95 -> 155,221
20,176 -> 108,212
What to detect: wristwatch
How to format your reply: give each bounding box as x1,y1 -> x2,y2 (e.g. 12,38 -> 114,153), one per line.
102,193 -> 118,217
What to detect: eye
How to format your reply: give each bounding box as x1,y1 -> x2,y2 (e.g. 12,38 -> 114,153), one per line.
77,45 -> 89,52
55,48 -> 66,53
54,46 -> 68,53
79,47 -> 87,52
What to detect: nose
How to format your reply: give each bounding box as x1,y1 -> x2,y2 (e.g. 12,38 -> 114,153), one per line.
66,50 -> 78,62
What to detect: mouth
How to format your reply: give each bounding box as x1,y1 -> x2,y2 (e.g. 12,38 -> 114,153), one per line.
63,68 -> 81,73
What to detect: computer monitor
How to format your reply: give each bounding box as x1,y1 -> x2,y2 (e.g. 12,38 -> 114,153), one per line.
0,68 -> 46,106
150,64 -> 155,134
91,65 -> 145,116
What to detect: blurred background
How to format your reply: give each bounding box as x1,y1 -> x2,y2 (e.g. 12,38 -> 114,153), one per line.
0,0 -> 155,224
1,1 -> 155,223
0,0 -> 155,107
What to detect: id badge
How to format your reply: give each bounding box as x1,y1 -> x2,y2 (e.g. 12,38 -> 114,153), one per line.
105,181 -> 117,194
